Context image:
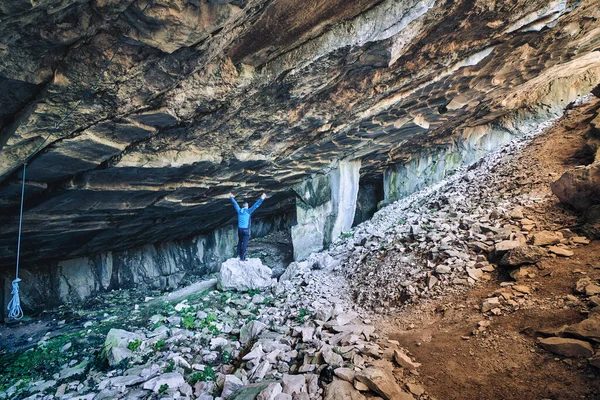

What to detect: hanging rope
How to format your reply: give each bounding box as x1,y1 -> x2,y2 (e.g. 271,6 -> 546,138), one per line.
7,0 -> 155,320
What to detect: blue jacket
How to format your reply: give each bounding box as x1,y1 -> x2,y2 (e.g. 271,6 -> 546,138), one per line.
231,197 -> 263,229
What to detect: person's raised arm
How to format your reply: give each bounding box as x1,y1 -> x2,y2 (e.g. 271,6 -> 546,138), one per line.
229,193 -> 241,213
248,193 -> 267,214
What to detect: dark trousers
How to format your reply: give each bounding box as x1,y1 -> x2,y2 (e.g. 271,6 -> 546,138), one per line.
237,228 -> 250,261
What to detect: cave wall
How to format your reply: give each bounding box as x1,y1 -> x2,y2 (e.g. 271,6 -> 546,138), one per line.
0,214 -> 290,313
291,160 -> 361,260
383,68 -> 600,203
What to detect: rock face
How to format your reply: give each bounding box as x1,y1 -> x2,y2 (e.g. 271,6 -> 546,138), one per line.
218,258 -> 273,291
292,160 -> 361,260
1,0 -> 600,301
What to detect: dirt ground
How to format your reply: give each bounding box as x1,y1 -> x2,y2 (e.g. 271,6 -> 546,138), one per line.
382,100 -> 600,400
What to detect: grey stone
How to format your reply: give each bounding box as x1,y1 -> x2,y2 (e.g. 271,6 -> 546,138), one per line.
282,374 -> 306,395
240,321 -> 268,345
355,367 -> 414,400
218,258 -> 273,291
143,372 -> 185,392
221,375 -> 244,399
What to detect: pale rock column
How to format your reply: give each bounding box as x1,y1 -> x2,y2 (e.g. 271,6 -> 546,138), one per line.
291,159 -> 361,261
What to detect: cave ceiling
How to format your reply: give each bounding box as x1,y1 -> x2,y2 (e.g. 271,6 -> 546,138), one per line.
1,0 -> 600,266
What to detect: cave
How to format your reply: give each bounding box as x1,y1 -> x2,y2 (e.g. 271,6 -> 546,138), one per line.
1,0 -> 600,398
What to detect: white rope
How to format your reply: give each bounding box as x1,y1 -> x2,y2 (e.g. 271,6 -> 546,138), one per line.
7,278 -> 23,320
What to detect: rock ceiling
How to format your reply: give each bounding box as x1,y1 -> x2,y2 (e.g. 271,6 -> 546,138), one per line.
1,0 -> 600,266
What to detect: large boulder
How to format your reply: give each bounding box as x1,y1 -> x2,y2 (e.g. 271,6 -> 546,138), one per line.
499,245 -> 545,267
551,163 -> 600,211
218,258 -> 273,291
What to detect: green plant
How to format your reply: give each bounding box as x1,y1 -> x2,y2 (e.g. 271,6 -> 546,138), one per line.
152,321 -> 163,330
127,339 -> 142,352
158,384 -> 169,394
164,360 -> 175,373
221,350 -> 232,363
296,307 -> 312,324
397,218 -> 406,225
154,339 -> 166,351
340,232 -> 354,239
247,288 -> 261,296
188,366 -> 216,384
183,314 -> 195,330
207,325 -> 220,335
219,292 -> 232,303
0,333 -> 78,393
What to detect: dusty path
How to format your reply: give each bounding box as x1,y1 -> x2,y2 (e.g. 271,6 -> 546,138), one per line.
380,99 -> 600,400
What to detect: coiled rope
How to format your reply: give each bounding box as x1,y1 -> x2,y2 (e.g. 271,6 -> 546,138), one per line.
7,0 -> 155,320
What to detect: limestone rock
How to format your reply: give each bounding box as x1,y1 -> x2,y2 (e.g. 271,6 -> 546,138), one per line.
495,240 -> 521,252
257,382 -> 283,400
481,297 -> 501,313
240,321 -> 268,345
324,379 -> 366,400
222,375 -> 244,399
322,345 -> 344,367
499,246 -> 545,267
355,367 -> 414,400
564,315 -> 600,343
538,337 -> 594,358
282,374 -> 307,396
551,163 -> 600,211
102,329 -> 141,366
334,368 -> 356,382
218,258 -> 273,291
393,350 -> 420,370
532,231 -> 562,246
143,372 -> 185,392
547,246 -> 574,257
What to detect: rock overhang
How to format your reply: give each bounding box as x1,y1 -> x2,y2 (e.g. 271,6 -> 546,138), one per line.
1,0 -> 600,266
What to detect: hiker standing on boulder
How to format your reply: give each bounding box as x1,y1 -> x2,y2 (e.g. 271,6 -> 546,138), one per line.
229,192 -> 267,261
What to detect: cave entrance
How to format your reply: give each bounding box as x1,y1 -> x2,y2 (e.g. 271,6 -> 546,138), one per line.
353,176 -> 384,227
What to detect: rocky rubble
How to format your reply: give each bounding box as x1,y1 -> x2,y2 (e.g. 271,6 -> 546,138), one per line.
5,255 -> 427,400
299,100 -> 595,314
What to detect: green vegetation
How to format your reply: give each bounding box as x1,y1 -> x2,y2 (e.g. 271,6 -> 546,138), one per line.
158,384 -> 169,394
296,307 -> 312,324
182,314 -> 196,330
247,288 -> 261,296
164,360 -> 175,373
188,366 -> 216,385
340,232 -> 354,239
221,350 -> 232,363
0,333 -> 78,393
127,339 -> 142,352
154,339 -> 166,351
